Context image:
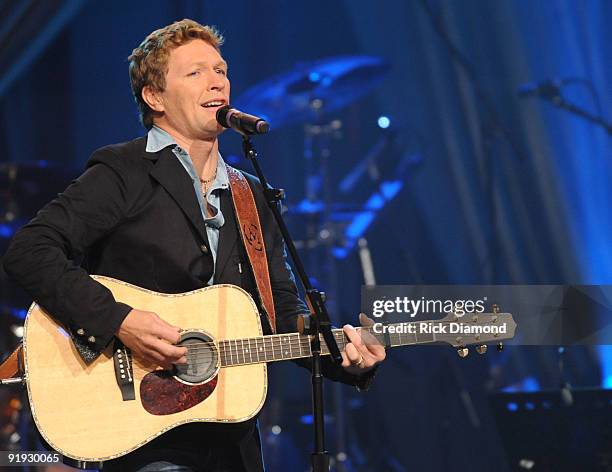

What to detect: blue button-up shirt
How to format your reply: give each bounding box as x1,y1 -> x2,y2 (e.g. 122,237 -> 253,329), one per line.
146,126 -> 229,284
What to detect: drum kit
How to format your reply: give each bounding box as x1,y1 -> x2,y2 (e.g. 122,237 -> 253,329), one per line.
0,54 -> 417,470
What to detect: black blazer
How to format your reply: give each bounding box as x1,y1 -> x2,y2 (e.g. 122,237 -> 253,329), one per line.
3,136 -> 364,470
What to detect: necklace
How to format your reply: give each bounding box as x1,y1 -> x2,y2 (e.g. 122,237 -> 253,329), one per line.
199,168 -> 218,195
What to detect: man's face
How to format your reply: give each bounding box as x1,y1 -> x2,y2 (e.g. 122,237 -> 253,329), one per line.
154,39 -> 230,140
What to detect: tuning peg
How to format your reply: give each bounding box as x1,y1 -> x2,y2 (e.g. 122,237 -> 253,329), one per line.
476,345 -> 487,355
496,343 -> 504,352
457,347 -> 469,358
492,304 -> 500,314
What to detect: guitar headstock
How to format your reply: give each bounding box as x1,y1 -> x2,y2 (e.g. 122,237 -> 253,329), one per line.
435,309 -> 516,357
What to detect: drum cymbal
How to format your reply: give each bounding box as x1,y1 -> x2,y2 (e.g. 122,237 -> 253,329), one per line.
234,55 -> 390,128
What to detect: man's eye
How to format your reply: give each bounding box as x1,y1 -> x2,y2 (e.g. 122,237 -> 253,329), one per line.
188,71 -> 200,77
216,69 -> 227,76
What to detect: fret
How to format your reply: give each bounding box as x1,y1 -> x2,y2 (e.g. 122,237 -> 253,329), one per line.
299,335 -> 307,357
219,341 -> 226,366
413,324 -> 421,345
277,336 -> 285,360
264,336 -> 272,361
285,335 -> 292,359
228,339 -> 233,365
279,335 -> 285,359
243,339 -> 249,364
269,336 -> 277,361
226,340 -> 233,365
254,337 -> 261,363
245,338 -> 253,364
239,339 -> 246,364
272,336 -> 279,360
318,334 -> 327,356
247,338 -> 254,364
281,336 -> 289,359
225,341 -> 231,366
266,336 -> 273,361
219,340 -> 232,366
415,329 -> 433,345
228,340 -> 234,365
234,339 -> 242,365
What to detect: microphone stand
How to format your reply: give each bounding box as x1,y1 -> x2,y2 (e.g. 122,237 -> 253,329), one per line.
538,92 -> 612,136
241,135 -> 343,472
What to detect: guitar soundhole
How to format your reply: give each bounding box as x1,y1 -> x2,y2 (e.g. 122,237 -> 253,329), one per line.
173,330 -> 218,384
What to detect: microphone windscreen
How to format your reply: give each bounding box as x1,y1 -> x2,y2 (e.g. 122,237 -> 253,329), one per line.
216,105 -> 232,128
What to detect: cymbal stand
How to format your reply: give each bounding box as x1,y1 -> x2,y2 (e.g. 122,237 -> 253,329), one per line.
303,113 -> 351,472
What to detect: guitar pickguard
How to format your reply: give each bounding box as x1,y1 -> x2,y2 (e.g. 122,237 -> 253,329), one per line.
140,371 -> 218,415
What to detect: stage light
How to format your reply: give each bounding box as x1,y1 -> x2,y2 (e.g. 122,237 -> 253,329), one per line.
377,115 -> 390,129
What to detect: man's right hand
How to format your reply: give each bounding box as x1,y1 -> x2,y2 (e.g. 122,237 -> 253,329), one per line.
117,309 -> 187,370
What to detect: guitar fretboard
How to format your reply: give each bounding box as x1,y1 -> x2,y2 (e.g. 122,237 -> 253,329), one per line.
217,322 -> 439,367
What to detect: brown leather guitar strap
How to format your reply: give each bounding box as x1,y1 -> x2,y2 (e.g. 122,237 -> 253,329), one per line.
226,164 -> 276,333
0,344 -> 23,381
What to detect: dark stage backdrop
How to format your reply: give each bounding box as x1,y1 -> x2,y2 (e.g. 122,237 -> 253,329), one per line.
1,1 -> 611,471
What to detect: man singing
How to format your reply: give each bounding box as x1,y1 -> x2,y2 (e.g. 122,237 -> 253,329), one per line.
3,19 -> 385,471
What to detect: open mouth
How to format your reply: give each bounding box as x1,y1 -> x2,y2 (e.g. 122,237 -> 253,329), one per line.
201,99 -> 226,109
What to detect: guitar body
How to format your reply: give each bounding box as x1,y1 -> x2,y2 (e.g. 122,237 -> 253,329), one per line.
23,276 -> 267,462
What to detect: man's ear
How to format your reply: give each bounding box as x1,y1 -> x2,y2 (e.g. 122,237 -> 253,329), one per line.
142,85 -> 164,113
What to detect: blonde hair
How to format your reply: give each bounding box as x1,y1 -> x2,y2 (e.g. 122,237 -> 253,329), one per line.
128,19 -> 224,129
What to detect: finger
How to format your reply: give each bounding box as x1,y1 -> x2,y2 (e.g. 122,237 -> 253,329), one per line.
344,325 -> 378,364
359,313 -> 375,327
358,314 -> 385,350
366,344 -> 386,362
344,342 -> 362,364
152,338 -> 188,361
341,351 -> 351,368
152,320 -> 182,345
142,348 -> 171,369
343,324 -> 364,349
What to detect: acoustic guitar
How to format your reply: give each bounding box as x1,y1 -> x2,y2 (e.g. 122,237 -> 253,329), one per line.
22,276 -> 516,463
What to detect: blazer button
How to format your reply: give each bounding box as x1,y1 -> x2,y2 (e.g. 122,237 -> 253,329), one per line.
76,328 -> 85,336
87,336 -> 96,344
200,244 -> 209,254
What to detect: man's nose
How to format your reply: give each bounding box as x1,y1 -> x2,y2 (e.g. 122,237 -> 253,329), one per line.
208,72 -> 225,91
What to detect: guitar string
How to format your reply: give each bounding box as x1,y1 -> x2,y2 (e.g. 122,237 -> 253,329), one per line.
121,320 -> 504,371
151,319 -> 504,354
122,323 -> 504,369
165,319 -> 504,351
125,337 -> 361,371
125,342 -> 320,366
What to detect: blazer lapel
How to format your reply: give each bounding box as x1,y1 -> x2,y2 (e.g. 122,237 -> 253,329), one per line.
214,188 -> 238,282
148,147 -> 209,244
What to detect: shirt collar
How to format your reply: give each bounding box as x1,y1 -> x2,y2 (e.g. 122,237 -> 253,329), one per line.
147,126 -> 229,189
146,125 -> 176,153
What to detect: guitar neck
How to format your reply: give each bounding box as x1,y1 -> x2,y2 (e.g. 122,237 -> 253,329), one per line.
217,322 -> 435,367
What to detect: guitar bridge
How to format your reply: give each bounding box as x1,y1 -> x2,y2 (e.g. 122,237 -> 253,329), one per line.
113,340 -> 135,401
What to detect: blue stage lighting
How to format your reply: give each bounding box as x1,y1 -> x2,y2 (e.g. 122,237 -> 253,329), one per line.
377,116 -> 390,129
308,71 -> 321,83
600,346 -> 612,388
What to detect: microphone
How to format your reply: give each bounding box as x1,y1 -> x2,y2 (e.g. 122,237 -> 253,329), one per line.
216,105 -> 270,135
518,78 -> 566,99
